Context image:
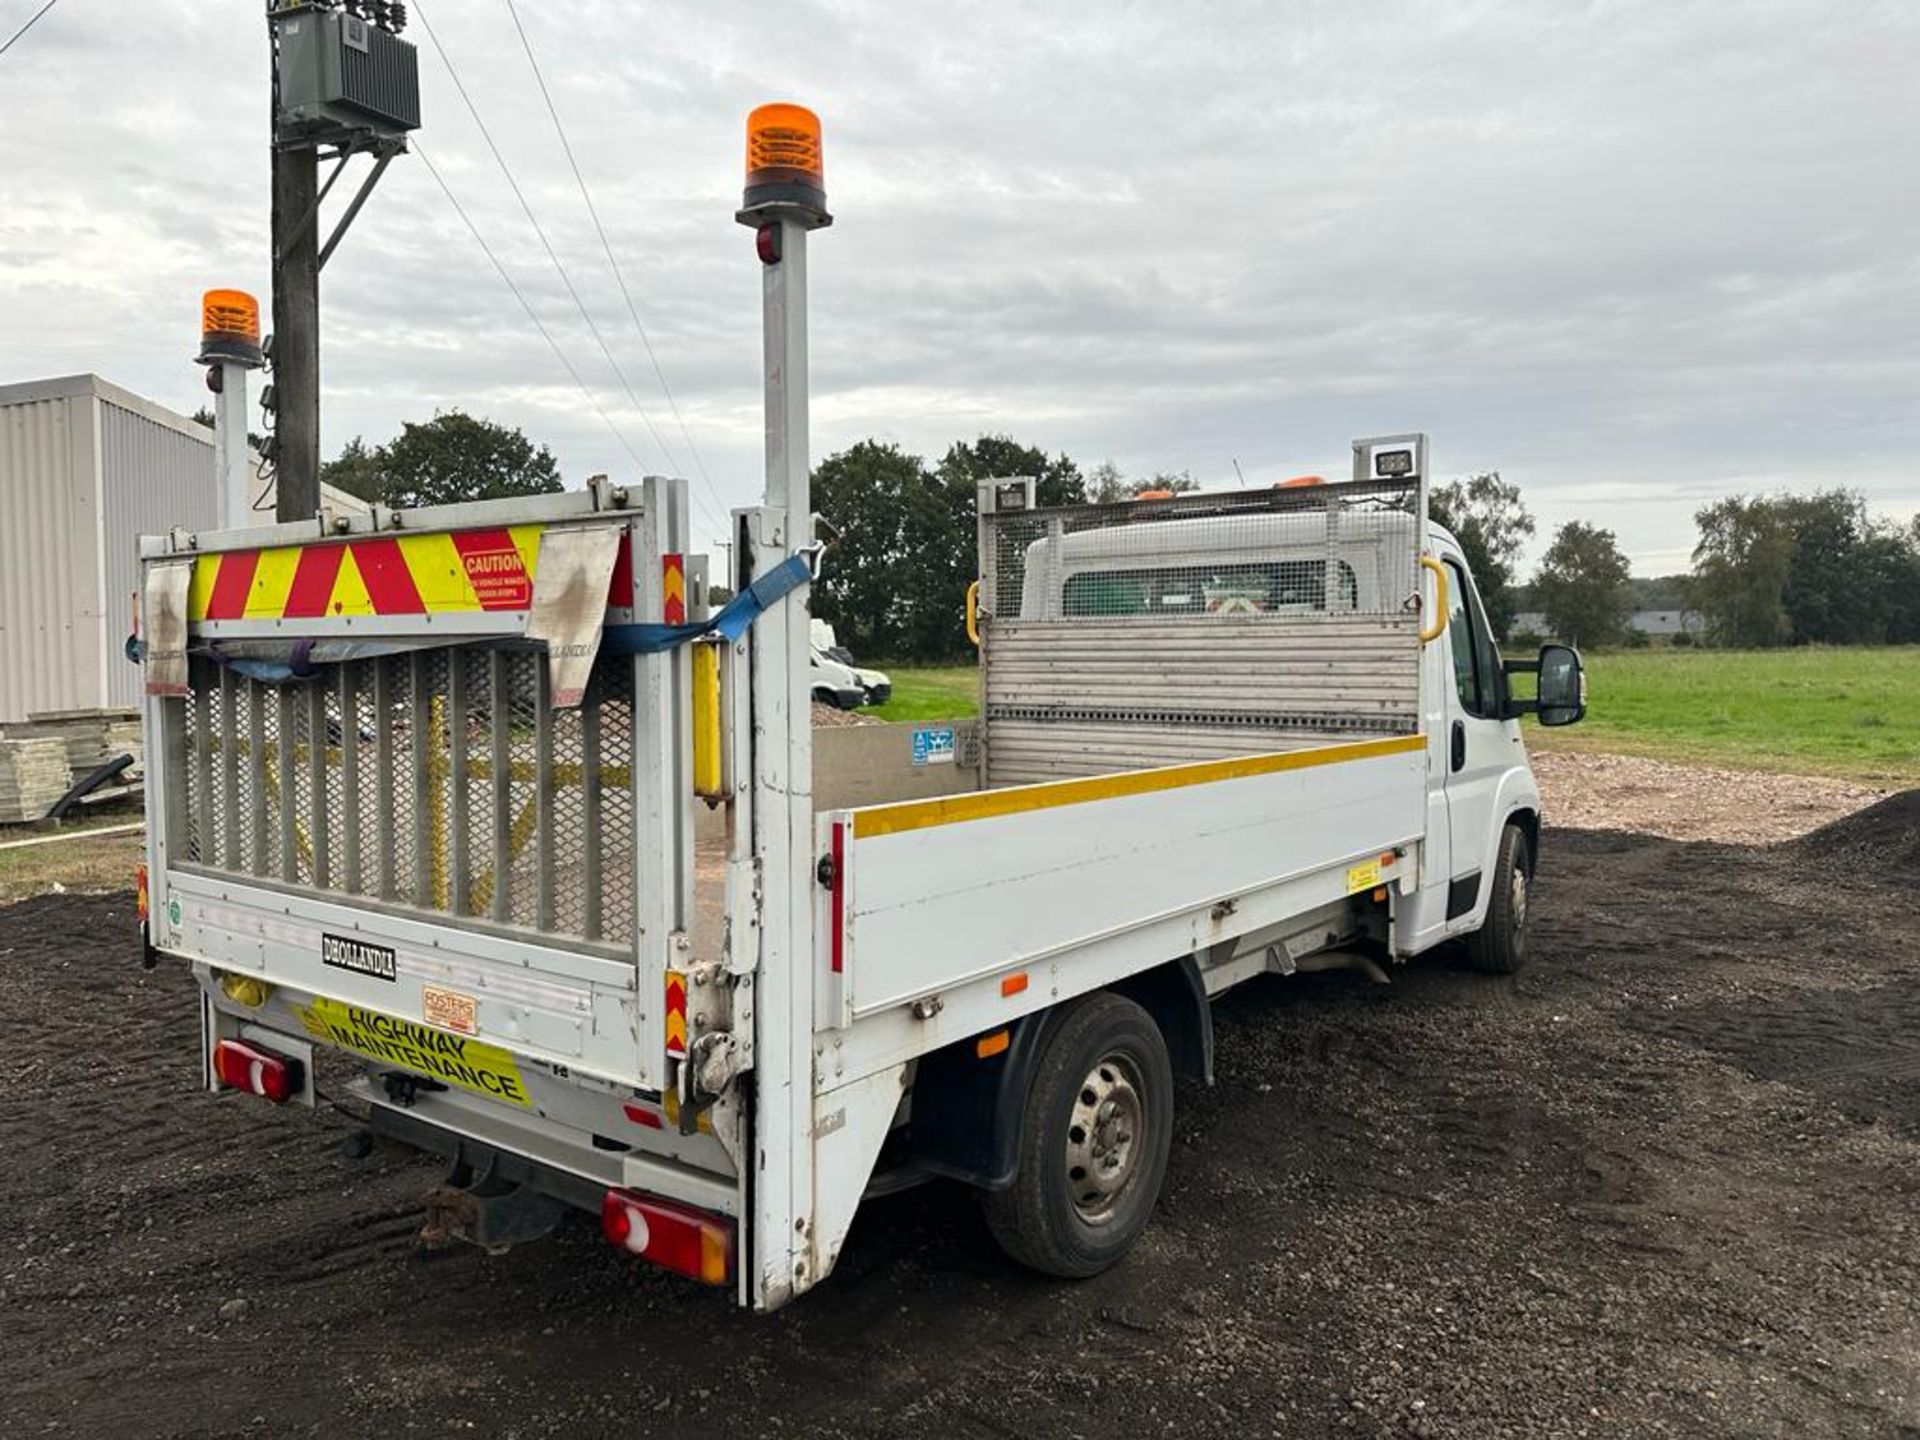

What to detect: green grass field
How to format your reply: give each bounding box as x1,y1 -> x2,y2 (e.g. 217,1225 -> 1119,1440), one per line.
874,647 -> 1920,784
1525,646 -> 1920,784
866,666 -> 980,723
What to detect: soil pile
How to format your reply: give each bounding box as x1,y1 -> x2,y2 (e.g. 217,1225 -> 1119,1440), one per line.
1788,786 -> 1920,874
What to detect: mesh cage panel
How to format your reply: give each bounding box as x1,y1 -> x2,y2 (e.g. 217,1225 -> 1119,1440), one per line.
506,652 -> 540,929
181,661 -> 207,864
591,663 -> 637,947
178,644 -> 639,950
983,479 -> 1421,625
979,480 -> 1425,786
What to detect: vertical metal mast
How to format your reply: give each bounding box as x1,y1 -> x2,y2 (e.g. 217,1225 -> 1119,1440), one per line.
735,103 -> 831,1307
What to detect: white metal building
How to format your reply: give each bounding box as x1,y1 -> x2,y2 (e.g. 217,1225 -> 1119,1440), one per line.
0,375 -> 221,722
0,373 -> 373,722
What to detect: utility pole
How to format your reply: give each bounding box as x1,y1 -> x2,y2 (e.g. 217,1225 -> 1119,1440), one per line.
261,1 -> 420,521
271,140 -> 322,522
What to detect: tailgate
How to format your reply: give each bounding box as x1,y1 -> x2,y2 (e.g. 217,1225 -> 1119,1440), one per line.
142,488 -> 696,1094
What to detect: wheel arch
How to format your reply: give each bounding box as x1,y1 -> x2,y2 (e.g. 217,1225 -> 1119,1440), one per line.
901,960 -> 1210,1193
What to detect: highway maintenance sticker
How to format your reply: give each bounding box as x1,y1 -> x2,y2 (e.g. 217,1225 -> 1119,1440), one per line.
1345,859 -> 1382,895
297,996 -> 531,1107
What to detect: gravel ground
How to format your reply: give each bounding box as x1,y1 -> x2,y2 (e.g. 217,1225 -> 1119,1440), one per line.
1531,750 -> 1888,843
3,785 -> 1918,1438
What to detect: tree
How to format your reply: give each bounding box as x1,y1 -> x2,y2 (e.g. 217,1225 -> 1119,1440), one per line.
1089,460 -> 1129,505
1690,497 -> 1798,648
1428,472 -> 1535,640
320,435 -> 386,503
1774,491 -> 1876,645
326,412 -> 563,510
1691,490 -> 1920,647
935,435 -> 1087,508
1534,521 -> 1632,648
811,441 -> 966,661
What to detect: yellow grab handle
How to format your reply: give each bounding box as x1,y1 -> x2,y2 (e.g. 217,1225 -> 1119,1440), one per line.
966,580 -> 982,648
1418,555 -> 1449,644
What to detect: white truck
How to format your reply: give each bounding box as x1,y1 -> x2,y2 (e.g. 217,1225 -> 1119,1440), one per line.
134,107 -> 1585,1310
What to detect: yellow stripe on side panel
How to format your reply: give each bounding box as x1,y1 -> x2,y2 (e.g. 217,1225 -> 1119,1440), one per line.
188,555 -> 220,623
850,732 -> 1428,840
397,532 -> 482,613
510,524 -> 542,579
329,545 -> 375,617
244,547 -> 302,618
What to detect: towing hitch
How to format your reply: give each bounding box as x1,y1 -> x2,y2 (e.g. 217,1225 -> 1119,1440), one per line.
418,1150 -> 565,1252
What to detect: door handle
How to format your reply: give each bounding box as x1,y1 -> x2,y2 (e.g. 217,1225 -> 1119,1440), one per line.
1451,720 -> 1466,773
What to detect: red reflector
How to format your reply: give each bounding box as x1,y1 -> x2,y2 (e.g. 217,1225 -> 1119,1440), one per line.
135,862 -> 150,924
755,223 -> 781,266
601,1188 -> 734,1285
212,1039 -> 302,1104
622,1102 -> 664,1129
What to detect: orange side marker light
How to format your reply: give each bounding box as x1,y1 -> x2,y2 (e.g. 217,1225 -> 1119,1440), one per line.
976,1030 -> 1011,1059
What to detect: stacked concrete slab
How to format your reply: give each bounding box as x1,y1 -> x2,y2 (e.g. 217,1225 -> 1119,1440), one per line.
0,738 -> 71,822
12,708 -> 144,778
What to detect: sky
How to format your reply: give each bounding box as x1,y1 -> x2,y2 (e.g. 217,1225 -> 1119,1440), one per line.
1,0 -> 1915,573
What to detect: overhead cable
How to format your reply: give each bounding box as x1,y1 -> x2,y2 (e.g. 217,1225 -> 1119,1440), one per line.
415,141 -> 655,480
412,0 -> 728,538
0,0 -> 63,60
504,0 -> 731,529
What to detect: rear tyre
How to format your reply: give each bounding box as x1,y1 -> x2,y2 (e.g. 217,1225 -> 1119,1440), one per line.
1465,822 -> 1532,975
983,992 -> 1174,1278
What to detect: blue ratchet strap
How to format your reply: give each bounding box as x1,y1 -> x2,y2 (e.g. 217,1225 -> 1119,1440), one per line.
604,550 -> 815,656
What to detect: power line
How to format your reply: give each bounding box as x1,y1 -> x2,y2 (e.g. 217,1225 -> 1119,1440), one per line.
503,0 -> 731,529
414,141 -> 655,482
0,0 -> 61,60
411,0 -> 728,540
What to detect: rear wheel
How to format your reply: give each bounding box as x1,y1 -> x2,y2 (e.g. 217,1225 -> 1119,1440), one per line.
983,992 -> 1174,1277
1465,822 -> 1533,974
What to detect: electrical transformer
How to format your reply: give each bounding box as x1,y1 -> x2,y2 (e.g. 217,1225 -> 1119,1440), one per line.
273,4 -> 421,138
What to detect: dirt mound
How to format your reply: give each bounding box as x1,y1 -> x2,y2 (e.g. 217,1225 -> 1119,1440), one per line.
1789,787 -> 1920,872
811,700 -> 880,727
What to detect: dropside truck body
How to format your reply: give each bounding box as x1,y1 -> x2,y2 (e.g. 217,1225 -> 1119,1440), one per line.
138,152 -> 1585,1308
137,433 -> 1582,1309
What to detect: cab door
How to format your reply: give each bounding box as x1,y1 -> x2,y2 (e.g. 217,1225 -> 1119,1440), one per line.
1439,552 -> 1520,929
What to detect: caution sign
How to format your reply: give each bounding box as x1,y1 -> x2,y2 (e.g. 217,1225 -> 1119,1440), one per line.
1345,859 -> 1382,895
298,996 -> 532,1107
452,529 -> 535,611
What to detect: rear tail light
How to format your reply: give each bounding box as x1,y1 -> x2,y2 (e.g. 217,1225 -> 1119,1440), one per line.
601,1188 -> 734,1285
212,1039 -> 303,1104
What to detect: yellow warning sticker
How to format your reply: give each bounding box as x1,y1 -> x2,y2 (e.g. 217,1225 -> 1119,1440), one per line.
1345,860 -> 1382,895
298,996 -> 531,1107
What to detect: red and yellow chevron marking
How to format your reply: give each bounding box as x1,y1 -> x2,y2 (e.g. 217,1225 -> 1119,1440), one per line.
661,553 -> 686,625
187,525 -> 545,624
664,969 -> 689,1059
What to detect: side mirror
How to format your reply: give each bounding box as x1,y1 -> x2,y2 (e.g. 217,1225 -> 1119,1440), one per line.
1500,644 -> 1586,726
1534,643 -> 1585,726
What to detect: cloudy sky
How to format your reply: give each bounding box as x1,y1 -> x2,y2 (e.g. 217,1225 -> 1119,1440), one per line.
2,0 -> 1914,572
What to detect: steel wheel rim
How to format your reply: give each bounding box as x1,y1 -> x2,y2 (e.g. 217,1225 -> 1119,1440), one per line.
1510,864 -> 1530,935
1064,1051 -> 1147,1225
